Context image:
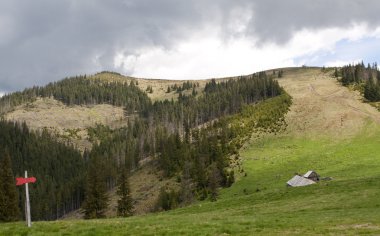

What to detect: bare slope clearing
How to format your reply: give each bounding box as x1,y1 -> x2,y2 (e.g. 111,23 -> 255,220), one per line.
278,68 -> 380,138
5,97 -> 125,151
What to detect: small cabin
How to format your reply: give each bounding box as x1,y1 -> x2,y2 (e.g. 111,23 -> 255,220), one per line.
286,175 -> 315,187
286,170 -> 320,187
303,170 -> 319,182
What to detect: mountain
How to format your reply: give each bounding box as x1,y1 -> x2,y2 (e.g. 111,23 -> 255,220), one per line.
1,67 -> 380,235
1,72 -> 215,152
0,69 -> 284,220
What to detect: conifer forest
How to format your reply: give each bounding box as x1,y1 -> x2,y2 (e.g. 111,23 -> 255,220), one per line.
0,71 -> 290,221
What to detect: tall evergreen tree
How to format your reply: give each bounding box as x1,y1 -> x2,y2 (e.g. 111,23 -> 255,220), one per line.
334,68 -> 339,78
179,161 -> 194,206
208,163 -> 221,202
0,150 -> 20,222
116,167 -> 133,217
82,155 -> 108,219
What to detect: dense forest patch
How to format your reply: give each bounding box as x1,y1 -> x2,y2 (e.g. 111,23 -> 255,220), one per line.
336,62 -> 380,102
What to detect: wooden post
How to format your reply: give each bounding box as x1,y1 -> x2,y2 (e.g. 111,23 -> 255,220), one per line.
25,171 -> 31,227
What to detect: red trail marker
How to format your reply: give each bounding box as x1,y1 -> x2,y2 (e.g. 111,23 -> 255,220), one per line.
16,177 -> 36,186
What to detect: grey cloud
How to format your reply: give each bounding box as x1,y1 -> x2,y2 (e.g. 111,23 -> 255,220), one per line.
249,0 -> 380,44
1,0 -> 380,92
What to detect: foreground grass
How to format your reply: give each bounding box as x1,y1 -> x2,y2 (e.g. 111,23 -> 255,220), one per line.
2,123 -> 380,235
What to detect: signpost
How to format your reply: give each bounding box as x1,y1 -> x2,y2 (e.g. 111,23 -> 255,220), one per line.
16,171 -> 36,227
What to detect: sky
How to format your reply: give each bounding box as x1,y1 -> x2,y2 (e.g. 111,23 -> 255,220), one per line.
1,0 -> 380,95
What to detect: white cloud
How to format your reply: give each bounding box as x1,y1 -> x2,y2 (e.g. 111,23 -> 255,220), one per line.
324,59 -> 363,67
114,53 -> 138,73
116,37 -> 296,80
113,23 -> 377,80
0,92 -> 4,98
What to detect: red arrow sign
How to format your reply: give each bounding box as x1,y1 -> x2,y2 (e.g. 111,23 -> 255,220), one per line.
16,177 -> 36,186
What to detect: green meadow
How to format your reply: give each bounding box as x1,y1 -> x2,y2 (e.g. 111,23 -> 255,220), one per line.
1,122 -> 380,235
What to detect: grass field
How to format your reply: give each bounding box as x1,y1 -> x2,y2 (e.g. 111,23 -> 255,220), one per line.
1,123 -> 379,235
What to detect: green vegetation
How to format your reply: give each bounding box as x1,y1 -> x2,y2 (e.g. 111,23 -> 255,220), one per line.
2,123 -> 379,235
167,81 -> 199,94
0,76 -> 151,114
116,167 -> 133,217
0,70 -> 286,222
0,121 -> 85,221
148,72 -> 282,129
146,85 -> 153,93
0,151 -> 20,222
78,72 -> 285,218
82,154 -> 108,219
1,67 -> 380,234
338,62 -> 380,101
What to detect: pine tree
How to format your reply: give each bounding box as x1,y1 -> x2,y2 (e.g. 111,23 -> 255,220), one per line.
0,150 -> 20,222
116,167 -> 133,217
278,70 -> 284,78
208,163 -> 221,202
82,155 -> 108,219
179,161 -> 194,206
334,68 -> 339,78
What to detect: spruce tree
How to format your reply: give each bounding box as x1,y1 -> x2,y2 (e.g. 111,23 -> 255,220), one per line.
0,151 -> 20,222
116,167 -> 133,217
82,155 -> 108,219
208,163 -> 221,202
334,68 -> 339,78
179,161 -> 194,206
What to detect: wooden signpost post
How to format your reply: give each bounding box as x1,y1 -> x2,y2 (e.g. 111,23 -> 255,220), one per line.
16,171 -> 37,227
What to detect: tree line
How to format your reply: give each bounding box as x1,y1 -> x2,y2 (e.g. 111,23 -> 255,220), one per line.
337,62 -> 380,102
166,81 -> 199,93
146,72 -> 282,133
0,75 -> 151,114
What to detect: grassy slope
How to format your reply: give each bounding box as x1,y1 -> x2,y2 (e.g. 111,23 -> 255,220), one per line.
1,68 -> 380,235
2,126 -> 379,235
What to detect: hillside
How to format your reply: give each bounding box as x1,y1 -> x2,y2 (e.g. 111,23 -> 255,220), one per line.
2,67 -> 380,235
2,72 -> 209,151
1,70 -> 283,221
89,72 -> 211,102
279,67 -> 380,137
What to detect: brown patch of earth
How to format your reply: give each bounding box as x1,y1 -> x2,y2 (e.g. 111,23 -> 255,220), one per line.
5,97 -> 127,151
278,68 -> 380,139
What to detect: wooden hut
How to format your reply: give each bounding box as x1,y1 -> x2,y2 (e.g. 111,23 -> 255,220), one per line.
303,170 -> 319,182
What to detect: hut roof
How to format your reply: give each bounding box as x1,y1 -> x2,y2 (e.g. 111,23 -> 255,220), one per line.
287,175 -> 315,187
303,170 -> 318,178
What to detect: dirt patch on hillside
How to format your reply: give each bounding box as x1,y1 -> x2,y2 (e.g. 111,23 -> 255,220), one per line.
5,97 -> 127,151
278,68 -> 380,138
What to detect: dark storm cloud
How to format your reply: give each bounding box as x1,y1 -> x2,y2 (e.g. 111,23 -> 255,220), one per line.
1,0 -> 380,92
0,0 -> 209,92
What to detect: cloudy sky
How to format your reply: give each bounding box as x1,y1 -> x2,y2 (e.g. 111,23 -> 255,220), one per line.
1,0 -> 380,95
